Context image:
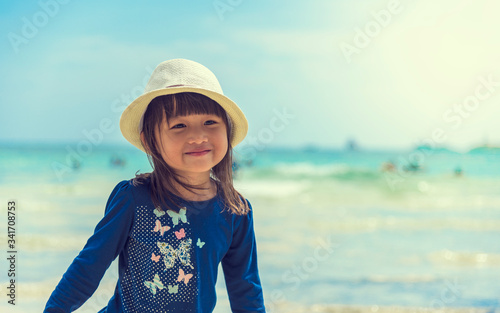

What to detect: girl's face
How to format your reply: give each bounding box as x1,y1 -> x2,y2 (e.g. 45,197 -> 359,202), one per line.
154,112 -> 228,178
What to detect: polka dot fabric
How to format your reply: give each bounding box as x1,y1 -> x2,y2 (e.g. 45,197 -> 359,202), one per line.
121,204 -> 198,312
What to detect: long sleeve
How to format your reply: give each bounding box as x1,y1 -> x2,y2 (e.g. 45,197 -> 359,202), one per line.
221,201 -> 266,312
44,180 -> 136,313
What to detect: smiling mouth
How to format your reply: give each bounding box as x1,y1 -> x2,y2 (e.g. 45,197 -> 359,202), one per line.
185,150 -> 211,156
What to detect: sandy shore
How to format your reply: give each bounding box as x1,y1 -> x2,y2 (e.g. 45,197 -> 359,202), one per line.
2,279 -> 496,313
270,302 -> 495,313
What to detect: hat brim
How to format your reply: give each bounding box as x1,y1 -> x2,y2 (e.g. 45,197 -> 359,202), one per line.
120,86 -> 248,153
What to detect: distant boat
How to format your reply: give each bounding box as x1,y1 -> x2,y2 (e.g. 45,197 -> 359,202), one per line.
346,139 -> 359,151
302,145 -> 321,153
402,161 -> 423,173
110,155 -> 126,167
414,144 -> 456,154
468,145 -> 500,154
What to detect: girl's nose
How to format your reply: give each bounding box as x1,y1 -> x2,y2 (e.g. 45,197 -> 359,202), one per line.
187,129 -> 208,144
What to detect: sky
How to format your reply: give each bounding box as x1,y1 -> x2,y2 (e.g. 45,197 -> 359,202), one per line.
1,0 -> 500,152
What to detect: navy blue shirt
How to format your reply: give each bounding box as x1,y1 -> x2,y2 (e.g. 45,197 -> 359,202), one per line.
44,178 -> 265,312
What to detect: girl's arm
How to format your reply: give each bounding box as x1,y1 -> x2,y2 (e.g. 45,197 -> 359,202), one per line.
44,180 -> 135,312
221,201 -> 266,313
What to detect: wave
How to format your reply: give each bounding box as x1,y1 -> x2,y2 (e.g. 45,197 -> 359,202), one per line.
429,250 -> 500,267
238,163 -> 384,182
234,163 -> 500,210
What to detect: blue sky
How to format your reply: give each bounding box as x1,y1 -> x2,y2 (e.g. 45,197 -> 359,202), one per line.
2,0 -> 500,151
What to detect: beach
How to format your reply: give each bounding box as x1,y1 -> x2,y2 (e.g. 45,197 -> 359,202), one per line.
1,144 -> 499,312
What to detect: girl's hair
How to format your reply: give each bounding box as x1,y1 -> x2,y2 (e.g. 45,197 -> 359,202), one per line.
132,92 -> 250,215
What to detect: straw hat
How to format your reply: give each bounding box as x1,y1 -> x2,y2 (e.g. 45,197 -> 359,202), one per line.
119,59 -> 248,153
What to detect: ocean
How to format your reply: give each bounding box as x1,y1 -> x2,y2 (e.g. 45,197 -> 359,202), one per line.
1,143 -> 499,312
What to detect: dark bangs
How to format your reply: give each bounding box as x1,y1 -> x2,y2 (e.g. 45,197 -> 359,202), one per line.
161,92 -> 228,122
140,92 -> 231,154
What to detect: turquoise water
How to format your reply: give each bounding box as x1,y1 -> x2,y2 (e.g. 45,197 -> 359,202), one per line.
1,143 -> 499,311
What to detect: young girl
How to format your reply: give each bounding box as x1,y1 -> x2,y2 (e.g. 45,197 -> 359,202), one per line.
44,59 -> 266,312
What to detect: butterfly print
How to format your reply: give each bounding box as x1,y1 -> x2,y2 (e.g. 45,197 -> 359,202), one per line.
151,253 -> 160,263
153,207 -> 166,218
167,284 -> 178,294
144,274 -> 164,295
153,220 -> 170,236
175,228 -> 186,239
167,208 -> 188,226
196,238 -> 205,248
177,268 -> 193,285
157,239 -> 194,269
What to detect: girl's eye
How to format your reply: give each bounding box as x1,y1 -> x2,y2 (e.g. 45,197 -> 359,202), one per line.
171,123 -> 186,129
205,120 -> 217,125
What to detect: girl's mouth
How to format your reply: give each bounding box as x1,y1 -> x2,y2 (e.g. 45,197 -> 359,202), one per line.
185,150 -> 211,156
